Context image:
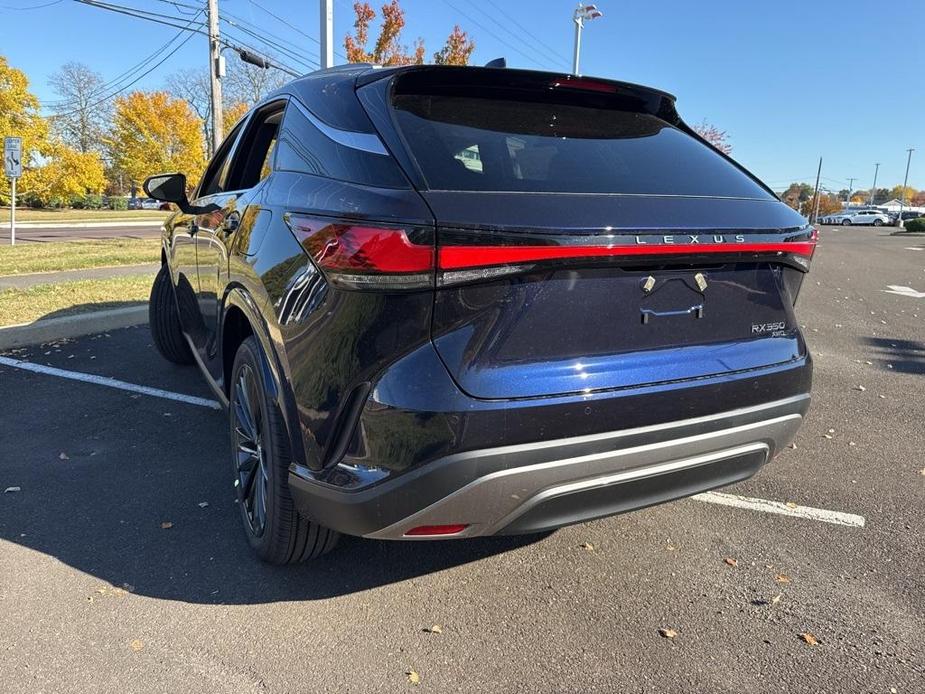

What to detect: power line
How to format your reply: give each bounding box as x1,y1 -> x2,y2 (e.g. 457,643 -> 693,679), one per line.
458,0 -> 570,70
0,0 -> 64,9
246,0 -> 348,61
220,13 -> 319,69
74,0 -> 210,36
43,12 -> 204,109
440,0 -> 563,70
50,18 -> 200,118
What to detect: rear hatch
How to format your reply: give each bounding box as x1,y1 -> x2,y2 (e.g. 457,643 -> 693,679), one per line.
381,68 -> 815,400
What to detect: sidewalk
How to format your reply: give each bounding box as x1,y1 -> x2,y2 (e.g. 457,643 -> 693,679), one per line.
0,220 -> 164,229
0,263 -> 159,290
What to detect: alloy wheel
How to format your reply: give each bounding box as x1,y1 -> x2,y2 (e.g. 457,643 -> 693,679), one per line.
232,364 -> 269,537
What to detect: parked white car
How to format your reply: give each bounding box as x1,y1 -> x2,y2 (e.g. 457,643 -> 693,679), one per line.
821,209 -> 890,226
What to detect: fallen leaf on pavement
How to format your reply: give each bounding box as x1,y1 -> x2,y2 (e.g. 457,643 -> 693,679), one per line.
130,639 -> 144,652
58,452 -> 69,460
723,557 -> 738,567
406,670 -> 421,685
775,574 -> 791,584
798,632 -> 818,646
658,628 -> 678,639
854,385 -> 866,392
160,521 -> 173,530
771,594 -> 782,605
579,542 -> 595,552
3,486 -> 21,493
424,624 -> 443,634
198,501 -> 209,508
786,502 -> 798,509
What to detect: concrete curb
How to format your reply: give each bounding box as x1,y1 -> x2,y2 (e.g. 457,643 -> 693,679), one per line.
0,306 -> 148,350
0,220 -> 165,230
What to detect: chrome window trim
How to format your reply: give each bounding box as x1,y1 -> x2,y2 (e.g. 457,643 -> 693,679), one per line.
289,98 -> 389,156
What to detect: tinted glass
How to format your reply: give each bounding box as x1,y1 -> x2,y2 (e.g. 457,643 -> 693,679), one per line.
198,121 -> 244,198
274,100 -> 408,189
392,94 -> 773,199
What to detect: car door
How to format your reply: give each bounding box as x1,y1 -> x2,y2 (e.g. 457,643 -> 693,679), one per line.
192,100 -> 286,380
171,122 -> 245,350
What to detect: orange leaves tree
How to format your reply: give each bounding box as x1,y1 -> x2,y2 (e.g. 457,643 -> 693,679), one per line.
692,120 -> 732,155
344,0 -> 474,66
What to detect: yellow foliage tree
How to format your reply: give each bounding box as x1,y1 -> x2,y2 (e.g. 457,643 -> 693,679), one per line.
224,101 -> 249,134
0,55 -> 49,202
108,90 -> 206,188
23,143 -> 106,203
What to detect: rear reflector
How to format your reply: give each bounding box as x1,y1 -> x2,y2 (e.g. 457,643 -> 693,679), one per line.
439,241 -> 817,270
285,213 -> 435,290
404,524 -> 469,536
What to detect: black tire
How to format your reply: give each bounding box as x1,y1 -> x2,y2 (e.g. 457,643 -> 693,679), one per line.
841,218 -> 851,226
873,218 -> 882,227
229,336 -> 339,564
149,265 -> 193,365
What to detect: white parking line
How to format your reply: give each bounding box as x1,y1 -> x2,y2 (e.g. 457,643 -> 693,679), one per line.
693,491 -> 866,528
0,356 -> 222,410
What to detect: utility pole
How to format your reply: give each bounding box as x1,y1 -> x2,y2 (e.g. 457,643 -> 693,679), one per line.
897,148 -> 914,229
868,162 -> 880,206
809,156 -> 822,224
845,177 -> 855,208
207,0 -> 224,153
320,0 -> 334,69
571,3 -> 602,75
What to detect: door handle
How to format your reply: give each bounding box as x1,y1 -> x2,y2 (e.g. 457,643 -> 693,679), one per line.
222,212 -> 241,234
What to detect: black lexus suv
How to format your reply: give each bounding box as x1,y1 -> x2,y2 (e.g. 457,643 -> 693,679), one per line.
145,64 -> 814,564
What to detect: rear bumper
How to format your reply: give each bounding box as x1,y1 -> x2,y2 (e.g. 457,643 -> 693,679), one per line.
289,393 -> 809,539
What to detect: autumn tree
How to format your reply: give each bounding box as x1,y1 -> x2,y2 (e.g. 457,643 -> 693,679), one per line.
433,25 -> 476,65
108,91 -> 206,188
888,184 -> 916,203
692,120 -> 732,155
912,190 -> 925,206
345,1 -> 473,66
48,62 -> 110,154
25,142 -> 106,204
815,194 -> 843,217
224,101 -> 249,133
0,55 -> 48,203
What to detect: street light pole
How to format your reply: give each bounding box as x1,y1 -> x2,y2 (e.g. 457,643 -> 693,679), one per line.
897,148 -> 914,229
571,3 -> 603,75
846,177 -> 855,208
868,162 -> 880,206
320,0 -> 334,69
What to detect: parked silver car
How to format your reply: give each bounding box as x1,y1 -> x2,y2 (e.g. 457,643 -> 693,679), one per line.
821,209 -> 890,226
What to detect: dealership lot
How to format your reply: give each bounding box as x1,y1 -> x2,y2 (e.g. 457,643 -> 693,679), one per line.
0,227 -> 922,693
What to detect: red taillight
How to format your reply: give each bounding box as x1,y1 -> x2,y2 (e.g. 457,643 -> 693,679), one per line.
285,214 -> 434,290
438,240 -> 818,271
550,77 -> 617,93
404,524 -> 469,537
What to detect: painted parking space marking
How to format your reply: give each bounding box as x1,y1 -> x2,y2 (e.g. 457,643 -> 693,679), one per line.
882,285 -> 925,298
0,355 -> 869,529
0,356 -> 222,410
693,491 -> 866,528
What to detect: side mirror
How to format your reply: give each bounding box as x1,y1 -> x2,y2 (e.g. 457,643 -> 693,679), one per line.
143,173 -> 218,215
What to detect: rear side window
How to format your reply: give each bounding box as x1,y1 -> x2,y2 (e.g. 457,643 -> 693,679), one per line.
275,99 -> 408,189
392,92 -> 773,199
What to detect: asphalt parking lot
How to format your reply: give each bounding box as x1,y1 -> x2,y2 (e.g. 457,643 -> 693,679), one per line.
1,226 -> 923,693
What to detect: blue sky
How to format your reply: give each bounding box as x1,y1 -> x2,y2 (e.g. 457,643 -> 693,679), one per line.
2,0 -> 923,191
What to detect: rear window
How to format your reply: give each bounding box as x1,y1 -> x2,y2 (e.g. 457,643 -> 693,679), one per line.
391,92 -> 773,199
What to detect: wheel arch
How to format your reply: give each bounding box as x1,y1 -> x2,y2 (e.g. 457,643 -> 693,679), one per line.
221,286 -> 308,471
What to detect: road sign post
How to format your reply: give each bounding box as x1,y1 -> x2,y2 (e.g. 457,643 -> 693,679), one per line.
5,136 -> 23,246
